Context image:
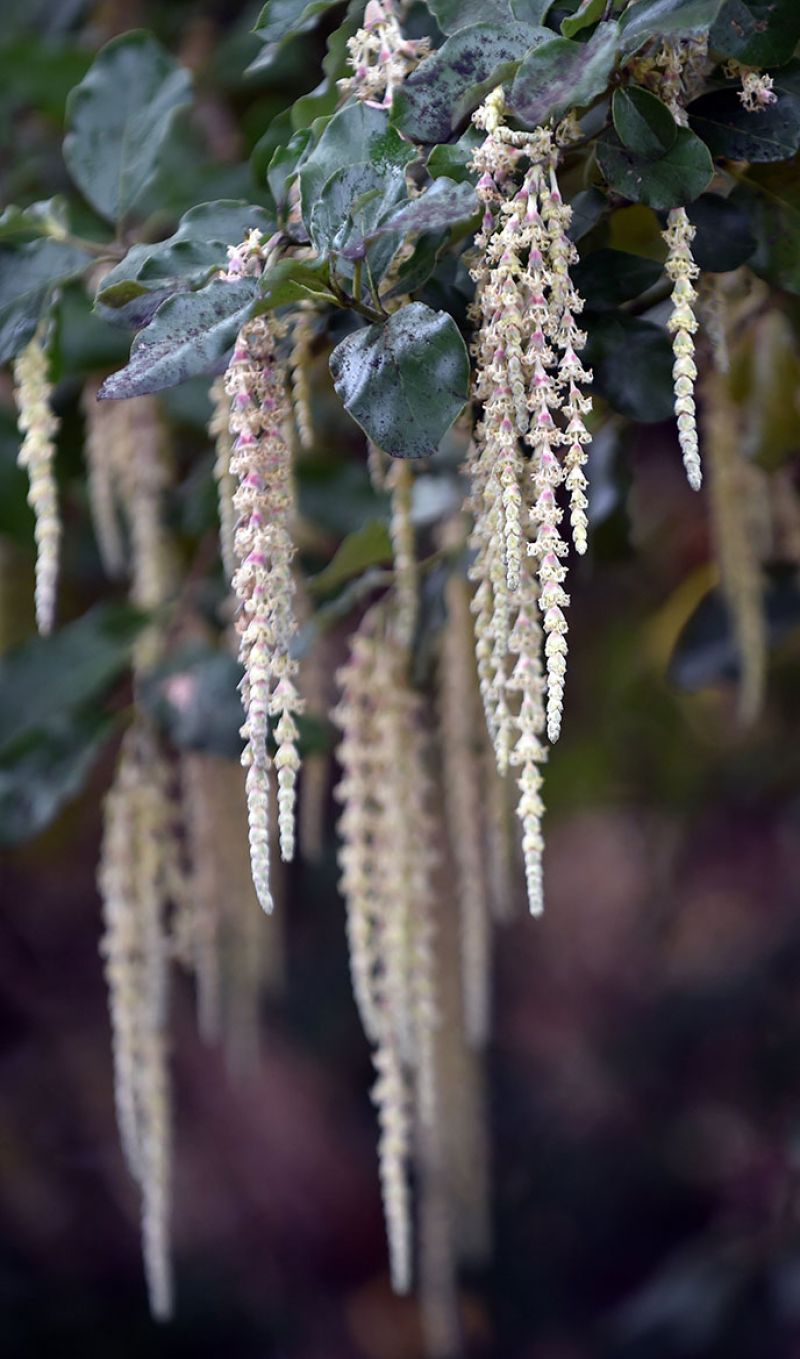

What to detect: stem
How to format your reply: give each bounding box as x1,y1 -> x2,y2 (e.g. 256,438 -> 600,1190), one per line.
52,229 -> 124,261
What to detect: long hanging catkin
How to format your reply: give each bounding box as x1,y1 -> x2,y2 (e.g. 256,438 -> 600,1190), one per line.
333,603 -> 439,1292
99,725 -> 175,1320
13,327 -> 60,634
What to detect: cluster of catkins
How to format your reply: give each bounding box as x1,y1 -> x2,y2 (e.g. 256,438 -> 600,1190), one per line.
11,16 -> 788,1321
465,89 -> 593,915
216,232 -> 303,911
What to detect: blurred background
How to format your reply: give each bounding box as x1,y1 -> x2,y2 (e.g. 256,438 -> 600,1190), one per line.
3,3 -> 800,1357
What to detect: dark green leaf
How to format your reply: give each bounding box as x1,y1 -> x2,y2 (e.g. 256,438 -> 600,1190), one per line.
95,200 -> 276,329
266,128 -> 313,220
309,520 -> 394,594
63,31 -> 192,225
569,187 -> 608,241
686,193 -> 756,271
253,0 -> 342,43
597,126 -> 714,211
735,161 -> 800,292
428,0 -> 553,30
620,0 -> 725,53
427,127 -> 483,183
573,249 -> 663,309
613,87 -> 677,159
98,278 -> 258,400
0,714 -> 113,846
140,649 -> 244,758
256,257 -> 337,309
369,177 -> 479,240
0,604 -> 144,755
330,301 -> 470,457
0,198 -> 70,242
689,89 -> 800,163
562,0 -> 605,38
299,103 -> 417,226
710,0 -> 800,67
0,239 -> 90,364
585,313 -> 675,422
670,574 -> 800,690
392,22 -> 550,144
507,22 -> 619,128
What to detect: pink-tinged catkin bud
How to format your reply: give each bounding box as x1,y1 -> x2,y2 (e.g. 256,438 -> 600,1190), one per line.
13,328 -> 60,634
225,309 -> 303,907
663,206 -> 702,490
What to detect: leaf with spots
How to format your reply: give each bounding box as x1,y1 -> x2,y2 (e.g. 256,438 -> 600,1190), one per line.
506,22 -> 620,128
330,302 -> 470,458
392,22 -> 551,144
620,0 -> 725,54
97,278 -> 258,399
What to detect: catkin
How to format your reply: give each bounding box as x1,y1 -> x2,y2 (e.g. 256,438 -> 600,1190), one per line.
334,603 -> 439,1292
208,376 -> 237,582
226,313 -> 302,900
98,726 -> 175,1320
13,328 -> 60,634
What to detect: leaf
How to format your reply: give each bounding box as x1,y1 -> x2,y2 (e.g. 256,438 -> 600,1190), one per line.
369,177 -> 479,240
0,714 -> 113,846
0,239 -> 90,364
710,0 -> 800,68
0,198 -> 70,242
309,520 -> 394,595
620,0 -> 725,53
63,31 -> 192,226
330,302 -> 470,458
597,126 -> 714,211
612,87 -> 677,159
689,90 -> 800,163
98,278 -> 258,400
686,193 -> 756,271
573,249 -> 663,309
309,162 -> 408,259
95,200 -> 277,328
507,22 -> 620,128
735,161 -> 800,292
427,127 -> 483,183
253,0 -> 342,44
562,0 -> 605,38
0,604 -> 144,755
670,574 -> 800,690
266,128 -> 313,221
569,186 -> 609,241
392,22 -> 550,144
255,258 -> 337,309
299,103 -> 417,227
140,648 -> 244,759
585,313 -> 675,422
428,0 -> 553,30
